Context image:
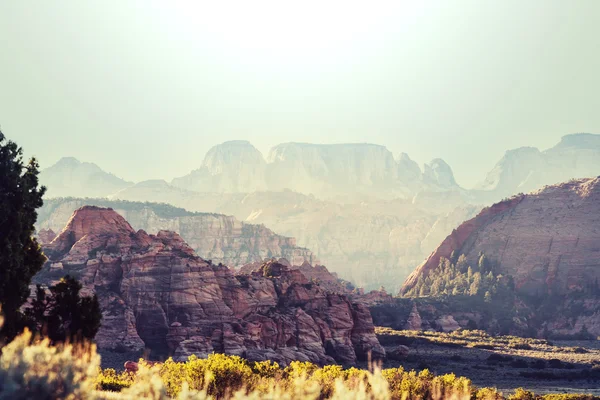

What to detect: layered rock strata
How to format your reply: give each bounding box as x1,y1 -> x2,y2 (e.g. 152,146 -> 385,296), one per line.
36,199 -> 317,268
36,206 -> 384,364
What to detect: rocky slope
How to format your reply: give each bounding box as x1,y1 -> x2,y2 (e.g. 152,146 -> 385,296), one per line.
36,206 -> 384,364
37,228 -> 57,245
36,199 -> 316,268
401,177 -> 600,336
40,157 -> 133,198
239,258 -> 355,295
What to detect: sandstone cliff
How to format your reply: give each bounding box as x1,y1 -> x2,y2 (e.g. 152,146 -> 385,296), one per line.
37,228 -> 57,245
171,141 -> 267,193
36,206 -> 384,364
170,141 -> 461,200
400,177 -> 600,336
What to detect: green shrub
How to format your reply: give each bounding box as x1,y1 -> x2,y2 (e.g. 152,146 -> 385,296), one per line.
1,319 -> 598,400
96,368 -> 134,392
508,388 -> 536,400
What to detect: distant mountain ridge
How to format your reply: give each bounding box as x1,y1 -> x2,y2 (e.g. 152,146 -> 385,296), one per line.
473,133 -> 600,201
172,141 -> 460,199
39,157 -> 133,198
40,133 -> 600,203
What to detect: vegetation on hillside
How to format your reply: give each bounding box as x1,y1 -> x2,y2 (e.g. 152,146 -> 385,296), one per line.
398,252 -> 598,339
403,254 -> 515,302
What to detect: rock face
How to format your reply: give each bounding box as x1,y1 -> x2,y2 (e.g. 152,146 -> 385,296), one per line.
172,141 -> 267,193
36,199 -> 317,269
474,133 -> 600,202
266,143 -> 403,198
403,177 -> 600,296
40,157 -> 133,198
36,207 -> 384,364
400,177 -> 600,336
170,141 -> 460,200
239,259 -> 354,295
37,228 -> 57,245
423,159 -> 458,189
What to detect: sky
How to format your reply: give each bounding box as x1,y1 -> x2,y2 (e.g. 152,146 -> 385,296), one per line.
0,1 -> 599,188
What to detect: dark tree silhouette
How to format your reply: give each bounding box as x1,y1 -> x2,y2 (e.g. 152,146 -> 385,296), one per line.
0,128 -> 47,341
25,275 -> 102,343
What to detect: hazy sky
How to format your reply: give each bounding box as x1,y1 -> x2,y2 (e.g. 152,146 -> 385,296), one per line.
1,1 -> 599,187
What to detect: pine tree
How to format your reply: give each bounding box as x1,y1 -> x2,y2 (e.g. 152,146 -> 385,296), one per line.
0,129 -> 47,341
478,254 -> 488,272
484,291 -> 492,303
470,272 -> 482,296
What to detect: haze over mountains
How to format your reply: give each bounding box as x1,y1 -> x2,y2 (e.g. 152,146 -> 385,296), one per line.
38,133 -> 600,290
41,133 -> 599,201
474,133 -> 600,202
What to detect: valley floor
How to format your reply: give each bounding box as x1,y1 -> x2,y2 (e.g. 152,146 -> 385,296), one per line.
376,328 -> 600,395
100,329 -> 600,396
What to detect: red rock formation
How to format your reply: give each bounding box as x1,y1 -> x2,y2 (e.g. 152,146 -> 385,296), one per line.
36,206 -> 384,365
36,199 -> 318,269
399,177 -> 600,336
37,228 -> 57,245
239,258 -> 353,294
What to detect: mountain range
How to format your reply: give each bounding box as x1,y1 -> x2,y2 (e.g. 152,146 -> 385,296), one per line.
36,133 -> 600,290
40,133 -> 600,202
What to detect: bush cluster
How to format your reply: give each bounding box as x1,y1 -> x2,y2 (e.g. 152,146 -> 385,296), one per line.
1,321 -> 598,400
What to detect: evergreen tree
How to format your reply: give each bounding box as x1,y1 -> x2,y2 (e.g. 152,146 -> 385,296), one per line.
478,254 -> 486,270
484,291 -> 492,303
0,129 -> 47,341
25,275 -> 102,343
456,254 -> 468,271
469,272 -> 481,296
